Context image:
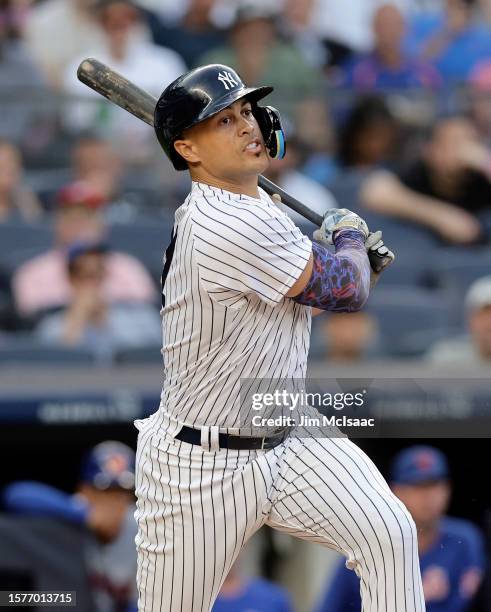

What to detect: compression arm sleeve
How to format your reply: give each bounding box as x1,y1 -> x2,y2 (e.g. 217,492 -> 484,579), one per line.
292,230 -> 370,312
2,481 -> 89,525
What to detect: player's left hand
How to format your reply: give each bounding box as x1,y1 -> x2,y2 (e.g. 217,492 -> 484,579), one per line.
314,208 -> 369,245
365,230 -> 394,271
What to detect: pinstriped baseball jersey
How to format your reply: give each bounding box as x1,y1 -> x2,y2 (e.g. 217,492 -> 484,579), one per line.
156,181 -> 312,429
134,179 -> 426,612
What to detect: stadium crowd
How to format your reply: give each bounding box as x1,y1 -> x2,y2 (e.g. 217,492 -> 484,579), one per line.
1,1 -> 491,611
1,0 -> 491,364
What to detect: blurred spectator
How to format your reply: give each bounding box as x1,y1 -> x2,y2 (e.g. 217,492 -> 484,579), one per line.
198,2 -> 323,117
318,312 -> 379,362
213,560 -> 293,612
63,0 -> 186,159
25,0 -> 106,88
361,115 -> 487,244
265,135 -> 339,222
35,243 -> 161,363
314,445 -> 485,612
294,98 -> 338,187
0,140 -> 43,223
13,181 -> 156,317
71,134 -> 172,221
278,0 -> 327,69
427,275 -> 491,364
136,0 -> 187,24
405,0 -> 491,82
310,0 -> 408,66
339,4 -> 441,90
0,0 -> 48,142
71,135 -> 132,220
3,441 -> 138,612
398,116 -> 491,215
145,0 -> 226,68
337,96 -> 399,171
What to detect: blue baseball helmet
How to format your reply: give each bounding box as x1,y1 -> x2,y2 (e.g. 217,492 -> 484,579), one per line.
390,446 -> 449,485
80,441 -> 135,491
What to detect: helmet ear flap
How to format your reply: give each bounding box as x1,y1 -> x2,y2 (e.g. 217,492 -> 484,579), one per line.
253,105 -> 286,160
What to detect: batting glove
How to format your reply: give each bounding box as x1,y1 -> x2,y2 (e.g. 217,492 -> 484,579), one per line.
365,230 -> 395,274
313,208 -> 369,245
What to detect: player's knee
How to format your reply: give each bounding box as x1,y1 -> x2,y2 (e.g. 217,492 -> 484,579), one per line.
378,499 -> 417,554
359,494 -> 417,560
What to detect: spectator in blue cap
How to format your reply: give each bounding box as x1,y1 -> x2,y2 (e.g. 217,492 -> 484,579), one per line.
2,440 -> 138,612
313,445 -> 485,612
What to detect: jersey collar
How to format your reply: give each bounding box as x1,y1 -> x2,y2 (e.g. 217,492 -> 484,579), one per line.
191,181 -> 264,203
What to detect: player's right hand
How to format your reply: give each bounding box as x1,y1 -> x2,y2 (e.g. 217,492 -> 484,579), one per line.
314,208 -> 369,245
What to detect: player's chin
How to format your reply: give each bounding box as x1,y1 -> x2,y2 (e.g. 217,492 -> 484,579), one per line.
243,150 -> 269,174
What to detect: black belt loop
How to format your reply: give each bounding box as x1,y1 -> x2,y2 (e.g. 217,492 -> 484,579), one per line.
175,425 -> 290,451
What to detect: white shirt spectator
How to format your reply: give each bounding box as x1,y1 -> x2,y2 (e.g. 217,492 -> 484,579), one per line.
25,0 -> 107,87
426,336 -> 488,366
63,38 -> 186,154
311,0 -> 410,52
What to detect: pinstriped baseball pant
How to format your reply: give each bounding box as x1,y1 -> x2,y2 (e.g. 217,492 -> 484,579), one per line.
134,421 -> 425,612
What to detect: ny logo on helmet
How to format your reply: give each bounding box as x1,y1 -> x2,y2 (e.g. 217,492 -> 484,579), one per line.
217,71 -> 239,90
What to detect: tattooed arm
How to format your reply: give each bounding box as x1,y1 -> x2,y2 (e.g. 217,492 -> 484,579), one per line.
286,230 -> 371,312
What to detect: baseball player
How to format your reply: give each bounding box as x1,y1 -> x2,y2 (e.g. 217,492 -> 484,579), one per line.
3,441 -> 138,612
314,446 -> 485,612
134,63 -> 425,612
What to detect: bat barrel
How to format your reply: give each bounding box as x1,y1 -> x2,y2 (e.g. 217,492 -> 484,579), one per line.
77,58 -> 157,127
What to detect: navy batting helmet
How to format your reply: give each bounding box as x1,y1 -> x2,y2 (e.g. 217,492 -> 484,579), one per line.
80,441 -> 135,491
154,64 -> 286,170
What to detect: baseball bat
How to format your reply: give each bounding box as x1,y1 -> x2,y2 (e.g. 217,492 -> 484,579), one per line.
76,58 -> 322,226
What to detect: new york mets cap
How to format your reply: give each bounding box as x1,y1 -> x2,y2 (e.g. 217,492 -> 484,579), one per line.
390,446 -> 449,485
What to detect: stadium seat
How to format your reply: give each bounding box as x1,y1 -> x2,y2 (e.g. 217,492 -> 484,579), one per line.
115,345 -> 162,364
374,249 -> 432,287
0,337 -> 94,365
108,222 -> 173,281
428,247 -> 491,324
0,223 -> 53,263
477,209 -> 491,238
0,267 -> 10,294
362,215 -> 439,255
1,247 -> 53,274
366,286 -> 454,357
327,168 -> 368,212
430,247 -> 491,290
24,168 -> 72,209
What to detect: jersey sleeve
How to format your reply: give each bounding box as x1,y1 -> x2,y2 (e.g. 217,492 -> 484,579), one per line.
2,481 -> 89,524
191,199 -> 311,307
